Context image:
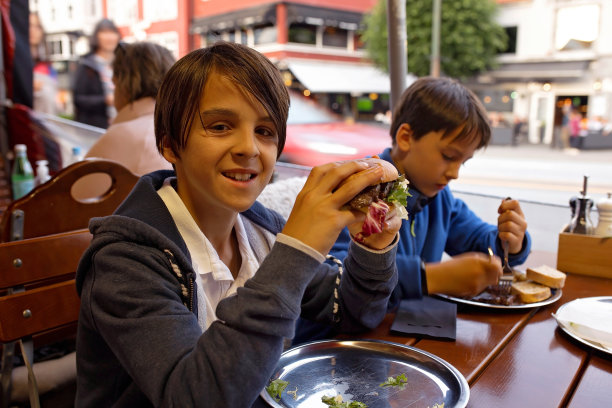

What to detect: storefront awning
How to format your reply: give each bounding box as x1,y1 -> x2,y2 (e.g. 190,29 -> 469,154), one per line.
489,59 -> 592,80
286,60 -> 415,94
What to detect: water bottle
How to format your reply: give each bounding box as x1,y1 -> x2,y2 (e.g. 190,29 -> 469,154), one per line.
35,160 -> 51,186
11,144 -> 35,199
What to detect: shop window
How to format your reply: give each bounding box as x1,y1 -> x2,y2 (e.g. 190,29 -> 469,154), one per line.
289,23 -> 316,45
205,31 -> 222,46
254,24 -> 277,45
322,26 -> 348,48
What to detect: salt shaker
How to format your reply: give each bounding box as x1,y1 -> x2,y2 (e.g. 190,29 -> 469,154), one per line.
594,193 -> 612,237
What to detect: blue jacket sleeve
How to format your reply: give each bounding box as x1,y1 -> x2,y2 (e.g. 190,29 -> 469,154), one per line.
444,194 -> 531,266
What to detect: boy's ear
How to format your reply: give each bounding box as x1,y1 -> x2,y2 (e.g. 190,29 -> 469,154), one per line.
161,140 -> 178,164
395,123 -> 413,152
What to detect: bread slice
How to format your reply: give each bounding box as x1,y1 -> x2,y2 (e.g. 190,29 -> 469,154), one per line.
526,265 -> 566,289
511,281 -> 551,303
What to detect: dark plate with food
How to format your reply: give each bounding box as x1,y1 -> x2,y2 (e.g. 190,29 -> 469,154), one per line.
261,339 -> 468,408
436,287 -> 562,310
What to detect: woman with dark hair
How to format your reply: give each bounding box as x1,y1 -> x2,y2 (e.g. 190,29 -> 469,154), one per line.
71,18 -> 121,128
84,41 -> 175,175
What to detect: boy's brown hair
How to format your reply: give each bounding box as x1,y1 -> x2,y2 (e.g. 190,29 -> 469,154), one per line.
113,42 -> 175,105
155,41 -> 290,159
389,77 -> 491,148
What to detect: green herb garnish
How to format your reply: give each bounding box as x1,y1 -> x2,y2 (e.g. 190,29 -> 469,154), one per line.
321,394 -> 368,408
265,379 -> 289,401
379,373 -> 408,388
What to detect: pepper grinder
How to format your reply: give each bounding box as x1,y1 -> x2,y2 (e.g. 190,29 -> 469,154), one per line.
595,192 -> 612,236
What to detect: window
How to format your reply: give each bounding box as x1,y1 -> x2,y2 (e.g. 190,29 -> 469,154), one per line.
322,26 -> 348,48
555,4 -> 598,51
288,23 -> 316,45
205,31 -> 222,46
254,24 -> 277,45
143,0 -> 178,23
501,26 -> 517,54
354,32 -> 366,50
107,0 -> 138,26
146,32 -> 179,59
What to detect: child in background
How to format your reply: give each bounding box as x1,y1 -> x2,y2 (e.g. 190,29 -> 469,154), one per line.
332,76 -> 530,303
75,42 -> 401,407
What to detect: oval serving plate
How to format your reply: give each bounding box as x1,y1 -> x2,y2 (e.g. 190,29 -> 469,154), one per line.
261,339 -> 469,408
436,288 -> 562,310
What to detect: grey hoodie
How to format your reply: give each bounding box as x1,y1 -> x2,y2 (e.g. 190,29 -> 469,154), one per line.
75,170 -> 398,407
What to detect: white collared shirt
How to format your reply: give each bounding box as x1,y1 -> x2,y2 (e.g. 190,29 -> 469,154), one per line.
157,178 -> 260,330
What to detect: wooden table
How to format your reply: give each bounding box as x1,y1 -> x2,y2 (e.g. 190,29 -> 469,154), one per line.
357,251 -> 612,407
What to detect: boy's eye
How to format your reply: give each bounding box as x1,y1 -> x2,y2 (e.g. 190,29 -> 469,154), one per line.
257,126 -> 278,139
203,122 -> 231,133
442,153 -> 455,161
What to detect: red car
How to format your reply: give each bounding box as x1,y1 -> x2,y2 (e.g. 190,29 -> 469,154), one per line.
279,92 -> 391,167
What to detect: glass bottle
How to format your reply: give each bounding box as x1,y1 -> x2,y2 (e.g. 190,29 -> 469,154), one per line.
11,144 -> 35,200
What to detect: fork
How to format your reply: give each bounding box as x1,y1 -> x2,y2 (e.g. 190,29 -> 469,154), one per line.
497,240 -> 513,294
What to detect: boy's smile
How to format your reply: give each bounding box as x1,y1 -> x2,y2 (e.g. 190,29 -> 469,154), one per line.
392,124 -> 480,198
162,69 -> 279,222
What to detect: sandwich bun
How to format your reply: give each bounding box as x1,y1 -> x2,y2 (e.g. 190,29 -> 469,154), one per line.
511,281 -> 551,303
526,265 -> 566,289
340,158 -> 399,187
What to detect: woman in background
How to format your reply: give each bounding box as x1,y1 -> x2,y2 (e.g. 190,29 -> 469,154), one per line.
84,41 -> 175,174
74,42 -> 174,200
72,18 -> 120,128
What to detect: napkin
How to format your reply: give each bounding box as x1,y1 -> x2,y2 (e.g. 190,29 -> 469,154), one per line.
553,297 -> 612,351
390,296 -> 457,341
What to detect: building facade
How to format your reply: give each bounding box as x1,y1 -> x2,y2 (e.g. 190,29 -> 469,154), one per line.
472,0 -> 612,145
32,0 -> 612,142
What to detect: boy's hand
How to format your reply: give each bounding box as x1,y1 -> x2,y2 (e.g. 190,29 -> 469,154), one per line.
282,160 -> 386,256
347,209 -> 401,250
497,198 -> 528,254
427,252 -> 502,297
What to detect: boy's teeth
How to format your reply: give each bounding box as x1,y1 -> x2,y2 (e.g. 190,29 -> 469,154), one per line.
226,172 -> 252,181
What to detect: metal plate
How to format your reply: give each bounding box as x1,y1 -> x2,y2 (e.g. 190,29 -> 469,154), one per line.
261,339 -> 469,408
554,296 -> 612,356
436,288 -> 562,310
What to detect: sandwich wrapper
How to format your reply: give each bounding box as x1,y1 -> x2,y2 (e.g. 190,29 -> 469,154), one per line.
391,296 -> 456,341
553,297 -> 612,352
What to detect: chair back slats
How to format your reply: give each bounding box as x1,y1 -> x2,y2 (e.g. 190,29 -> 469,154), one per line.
0,159 -> 139,242
0,280 -> 80,343
0,230 -> 91,289
0,159 -> 138,406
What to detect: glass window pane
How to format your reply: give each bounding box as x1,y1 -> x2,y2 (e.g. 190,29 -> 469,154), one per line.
254,24 -> 277,45
288,23 -> 316,45
322,26 -> 347,48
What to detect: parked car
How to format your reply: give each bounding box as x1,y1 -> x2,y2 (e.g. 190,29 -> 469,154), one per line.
279,92 -> 392,167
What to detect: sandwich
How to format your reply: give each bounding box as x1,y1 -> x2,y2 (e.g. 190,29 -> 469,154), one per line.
342,157 -> 409,242
526,265 -> 566,289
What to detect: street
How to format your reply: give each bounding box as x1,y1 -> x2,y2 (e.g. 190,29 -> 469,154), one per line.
455,144 -> 612,206
450,144 -> 612,253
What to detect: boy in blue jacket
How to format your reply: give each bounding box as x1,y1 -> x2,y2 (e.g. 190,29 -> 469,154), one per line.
75,42 -> 402,407
332,76 -> 530,303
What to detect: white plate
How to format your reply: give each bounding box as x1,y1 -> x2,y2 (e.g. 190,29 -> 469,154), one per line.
553,296 -> 612,356
261,339 -> 469,408
436,288 -> 562,310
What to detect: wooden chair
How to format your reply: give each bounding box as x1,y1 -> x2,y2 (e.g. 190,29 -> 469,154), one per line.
0,159 -> 139,407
